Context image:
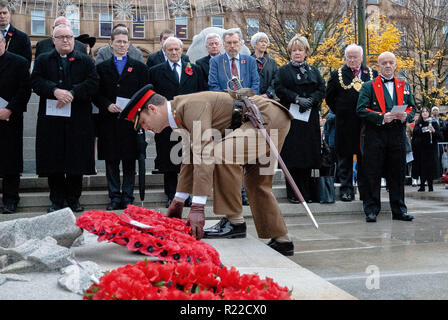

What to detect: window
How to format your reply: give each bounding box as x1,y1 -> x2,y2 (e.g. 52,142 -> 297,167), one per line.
367,0 -> 379,4
66,5 -> 80,37
132,14 -> 145,39
285,19 -> 296,41
175,17 -> 188,39
31,10 -> 45,35
211,16 -> 224,29
99,13 -> 113,38
246,18 -> 259,38
314,21 -> 324,45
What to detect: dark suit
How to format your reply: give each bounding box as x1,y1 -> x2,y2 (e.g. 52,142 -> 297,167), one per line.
4,24 -> 32,65
356,76 -> 415,218
95,57 -> 150,205
326,64 -> 377,199
31,49 -> 99,207
0,51 -> 31,207
195,54 -> 211,89
35,37 -> 87,59
149,60 -> 205,200
146,49 -> 189,69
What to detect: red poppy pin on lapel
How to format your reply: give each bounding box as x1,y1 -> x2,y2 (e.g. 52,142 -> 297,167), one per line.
7,32 -> 12,37
69,57 -> 75,62
241,59 -> 246,64
363,70 -> 368,74
185,62 -> 193,76
128,67 -> 133,73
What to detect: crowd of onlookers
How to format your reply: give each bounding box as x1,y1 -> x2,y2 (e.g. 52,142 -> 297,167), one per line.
1,0 -> 447,218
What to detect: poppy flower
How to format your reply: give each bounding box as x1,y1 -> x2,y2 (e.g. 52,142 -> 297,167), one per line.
184,62 -> 193,76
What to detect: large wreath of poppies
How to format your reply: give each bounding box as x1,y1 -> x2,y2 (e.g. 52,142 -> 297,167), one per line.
76,205 -> 221,266
84,260 -> 292,300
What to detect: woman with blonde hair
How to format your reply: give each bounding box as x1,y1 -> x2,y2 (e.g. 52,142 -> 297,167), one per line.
274,35 -> 326,203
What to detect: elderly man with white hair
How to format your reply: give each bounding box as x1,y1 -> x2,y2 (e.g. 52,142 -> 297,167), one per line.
195,32 -> 222,88
326,43 -> 378,203
250,32 -> 278,99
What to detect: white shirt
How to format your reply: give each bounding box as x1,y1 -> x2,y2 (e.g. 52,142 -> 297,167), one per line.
166,101 -> 178,129
382,76 -> 395,100
1,24 -> 10,37
168,59 -> 182,82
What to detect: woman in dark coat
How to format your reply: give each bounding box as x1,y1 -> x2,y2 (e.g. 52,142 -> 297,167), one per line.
274,35 -> 326,203
412,107 -> 443,192
250,32 -> 278,99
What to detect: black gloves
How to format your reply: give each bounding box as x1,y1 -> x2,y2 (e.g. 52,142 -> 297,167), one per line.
295,96 -> 313,113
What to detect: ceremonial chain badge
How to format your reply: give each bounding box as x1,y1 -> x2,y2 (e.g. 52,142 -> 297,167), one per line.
338,67 -> 374,92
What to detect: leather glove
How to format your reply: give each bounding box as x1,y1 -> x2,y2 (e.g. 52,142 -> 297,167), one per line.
295,96 -> 313,112
165,197 -> 184,219
186,203 -> 205,240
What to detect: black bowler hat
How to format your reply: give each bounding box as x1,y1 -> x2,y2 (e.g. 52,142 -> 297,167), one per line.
75,34 -> 96,48
119,84 -> 156,130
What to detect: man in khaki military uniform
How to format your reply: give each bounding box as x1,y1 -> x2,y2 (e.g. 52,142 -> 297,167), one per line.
120,86 -> 295,256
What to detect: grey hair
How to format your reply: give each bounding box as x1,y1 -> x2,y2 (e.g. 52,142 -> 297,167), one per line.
250,32 -> 270,49
162,36 -> 183,49
344,44 -> 363,57
222,28 -> 244,44
0,0 -> 10,11
52,24 -> 73,37
205,33 -> 222,43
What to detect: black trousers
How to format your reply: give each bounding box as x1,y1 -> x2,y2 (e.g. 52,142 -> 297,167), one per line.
164,171 -> 178,200
1,174 -> 20,205
48,174 -> 83,207
361,123 -> 407,216
337,152 -> 365,199
285,167 -> 311,201
105,159 -> 136,204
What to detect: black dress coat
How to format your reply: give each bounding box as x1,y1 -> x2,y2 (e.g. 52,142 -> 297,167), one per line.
146,49 -> 189,69
31,49 -> 99,176
411,119 -> 443,180
35,37 -> 87,59
0,52 -> 31,176
274,62 -> 326,169
4,24 -> 32,65
95,57 -> 150,160
326,64 -> 378,156
251,52 -> 278,98
149,60 -> 205,172
195,54 -> 211,89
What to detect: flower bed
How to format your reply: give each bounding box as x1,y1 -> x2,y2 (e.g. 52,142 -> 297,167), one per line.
84,260 -> 292,300
76,205 -> 221,266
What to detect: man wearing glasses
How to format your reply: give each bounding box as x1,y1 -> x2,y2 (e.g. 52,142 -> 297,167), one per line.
31,24 -> 99,214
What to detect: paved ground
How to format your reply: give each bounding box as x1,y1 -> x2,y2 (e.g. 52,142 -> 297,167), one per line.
248,184 -> 448,300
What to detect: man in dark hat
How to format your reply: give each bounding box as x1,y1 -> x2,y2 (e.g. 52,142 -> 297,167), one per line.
95,26 -> 150,210
0,0 -> 32,65
0,31 -> 31,214
31,24 -> 99,213
119,87 -> 295,256
75,34 -> 96,58
35,16 -> 87,59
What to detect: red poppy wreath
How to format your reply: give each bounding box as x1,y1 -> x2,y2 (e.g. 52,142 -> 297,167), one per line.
84,260 -> 292,300
76,205 -> 221,266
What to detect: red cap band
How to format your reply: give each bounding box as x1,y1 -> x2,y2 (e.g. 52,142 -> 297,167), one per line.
127,89 -> 156,122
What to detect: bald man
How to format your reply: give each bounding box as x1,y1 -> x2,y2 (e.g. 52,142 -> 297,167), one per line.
356,51 -> 415,223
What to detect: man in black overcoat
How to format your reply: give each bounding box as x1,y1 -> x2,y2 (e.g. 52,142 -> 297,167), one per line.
149,36 -> 205,207
0,32 -> 31,214
146,29 -> 189,69
0,1 -> 32,65
95,27 -> 150,210
326,44 -> 377,202
31,24 -> 99,213
195,33 -> 222,89
35,16 -> 87,59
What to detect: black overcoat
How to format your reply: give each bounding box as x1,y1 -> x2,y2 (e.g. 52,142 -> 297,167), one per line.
251,52 -> 278,98
411,119 -> 443,180
31,49 -> 99,176
0,51 -> 31,176
4,24 -> 32,65
195,54 -> 211,89
95,57 -> 150,160
149,60 -> 205,172
326,64 -> 377,156
274,62 -> 326,169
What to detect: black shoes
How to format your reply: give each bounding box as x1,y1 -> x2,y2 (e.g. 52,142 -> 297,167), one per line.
47,202 -> 63,213
203,218 -> 247,239
392,213 -> 414,221
242,196 -> 249,206
166,198 -> 173,208
287,196 -> 300,204
184,196 -> 192,207
2,203 -> 17,214
68,201 -> 84,213
417,187 -> 425,192
267,239 -> 294,256
107,201 -> 122,211
341,193 -> 353,202
366,213 -> 377,223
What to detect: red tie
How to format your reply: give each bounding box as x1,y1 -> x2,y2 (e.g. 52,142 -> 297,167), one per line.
352,69 -> 360,78
231,57 -> 239,78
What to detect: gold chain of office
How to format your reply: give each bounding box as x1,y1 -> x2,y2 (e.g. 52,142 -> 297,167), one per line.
338,67 -> 374,92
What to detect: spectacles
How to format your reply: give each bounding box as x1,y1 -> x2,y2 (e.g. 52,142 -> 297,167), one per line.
54,35 -> 74,41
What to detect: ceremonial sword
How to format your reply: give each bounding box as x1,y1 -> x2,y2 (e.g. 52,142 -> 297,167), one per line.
228,77 -> 319,229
